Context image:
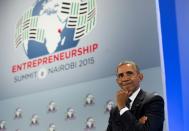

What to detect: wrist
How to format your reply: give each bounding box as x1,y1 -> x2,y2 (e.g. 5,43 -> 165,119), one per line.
118,105 -> 126,110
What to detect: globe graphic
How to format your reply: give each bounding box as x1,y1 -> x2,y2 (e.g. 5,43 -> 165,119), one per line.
15,0 -> 96,59
26,0 -> 79,59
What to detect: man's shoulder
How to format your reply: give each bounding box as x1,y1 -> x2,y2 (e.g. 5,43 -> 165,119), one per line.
143,91 -> 164,104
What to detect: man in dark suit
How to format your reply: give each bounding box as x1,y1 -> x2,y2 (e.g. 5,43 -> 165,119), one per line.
106,61 -> 164,131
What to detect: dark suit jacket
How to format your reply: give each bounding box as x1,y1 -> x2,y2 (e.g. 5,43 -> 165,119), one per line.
106,89 -> 164,131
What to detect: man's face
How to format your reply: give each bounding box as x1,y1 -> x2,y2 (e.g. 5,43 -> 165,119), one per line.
116,64 -> 143,94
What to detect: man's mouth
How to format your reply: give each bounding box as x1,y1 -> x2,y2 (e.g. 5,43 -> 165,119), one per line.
121,81 -> 132,86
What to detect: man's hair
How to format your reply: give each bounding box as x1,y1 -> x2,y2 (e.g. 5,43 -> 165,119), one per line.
116,60 -> 140,73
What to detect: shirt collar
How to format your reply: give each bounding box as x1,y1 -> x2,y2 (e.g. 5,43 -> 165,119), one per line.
129,87 -> 141,102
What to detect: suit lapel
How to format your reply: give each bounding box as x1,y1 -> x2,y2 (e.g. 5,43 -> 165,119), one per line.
131,89 -> 146,117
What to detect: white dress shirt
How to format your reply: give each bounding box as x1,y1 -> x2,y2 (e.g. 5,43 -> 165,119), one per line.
120,88 -> 141,115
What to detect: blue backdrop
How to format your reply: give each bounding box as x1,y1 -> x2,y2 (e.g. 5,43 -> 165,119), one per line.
159,0 -> 189,131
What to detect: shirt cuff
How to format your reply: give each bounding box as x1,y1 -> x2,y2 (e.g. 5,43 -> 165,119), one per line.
120,107 -> 129,115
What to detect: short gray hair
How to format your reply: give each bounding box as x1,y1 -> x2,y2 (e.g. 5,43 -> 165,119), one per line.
116,60 -> 140,73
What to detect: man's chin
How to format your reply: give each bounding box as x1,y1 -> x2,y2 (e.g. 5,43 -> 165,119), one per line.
120,86 -> 128,91
121,86 -> 133,93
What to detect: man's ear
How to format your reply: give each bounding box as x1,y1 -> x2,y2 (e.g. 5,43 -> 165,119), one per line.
116,77 -> 121,85
139,73 -> 144,81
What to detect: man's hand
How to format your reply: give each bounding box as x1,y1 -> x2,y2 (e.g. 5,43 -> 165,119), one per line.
139,116 -> 148,124
116,90 -> 131,110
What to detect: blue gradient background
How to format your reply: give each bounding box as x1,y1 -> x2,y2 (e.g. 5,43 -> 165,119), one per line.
159,0 -> 189,130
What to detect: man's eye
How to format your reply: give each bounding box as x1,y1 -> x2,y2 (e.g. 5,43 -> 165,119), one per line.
118,73 -> 124,78
127,71 -> 134,75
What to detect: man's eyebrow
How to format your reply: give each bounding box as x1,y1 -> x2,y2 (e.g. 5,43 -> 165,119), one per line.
126,71 -> 133,73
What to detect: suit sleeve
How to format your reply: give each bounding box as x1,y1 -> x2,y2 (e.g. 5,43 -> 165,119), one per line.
106,116 -> 112,131
106,107 -> 123,131
120,95 -> 164,131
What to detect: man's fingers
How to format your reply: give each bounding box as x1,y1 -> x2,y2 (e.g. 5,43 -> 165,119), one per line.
139,116 -> 148,124
119,89 -> 129,94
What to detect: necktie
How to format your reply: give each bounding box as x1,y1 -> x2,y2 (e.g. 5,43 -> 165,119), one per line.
126,98 -> 132,109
